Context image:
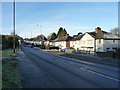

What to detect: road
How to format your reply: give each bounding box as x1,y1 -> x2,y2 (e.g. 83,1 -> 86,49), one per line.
19,46 -> 119,88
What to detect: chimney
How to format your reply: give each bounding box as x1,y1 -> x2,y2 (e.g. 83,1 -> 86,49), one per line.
95,27 -> 103,39
95,27 -> 101,33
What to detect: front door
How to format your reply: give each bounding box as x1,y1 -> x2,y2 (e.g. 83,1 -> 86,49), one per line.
66,41 -> 70,47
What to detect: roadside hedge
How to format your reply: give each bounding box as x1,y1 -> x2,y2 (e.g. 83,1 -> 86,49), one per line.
1,35 -> 23,50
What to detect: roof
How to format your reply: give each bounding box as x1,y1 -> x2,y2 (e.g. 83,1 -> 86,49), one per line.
87,32 -> 96,38
87,30 -> 119,40
53,36 -> 73,42
71,34 -> 85,41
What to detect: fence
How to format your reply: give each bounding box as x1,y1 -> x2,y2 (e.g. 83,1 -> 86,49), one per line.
74,50 -> 94,55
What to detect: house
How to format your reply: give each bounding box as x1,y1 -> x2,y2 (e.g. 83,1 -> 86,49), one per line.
70,34 -> 84,51
79,27 -> 120,53
53,34 -> 73,49
44,40 -> 50,46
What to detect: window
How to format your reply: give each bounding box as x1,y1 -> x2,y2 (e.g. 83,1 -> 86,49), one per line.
106,48 -> 110,51
99,39 -> 101,43
113,40 -> 115,43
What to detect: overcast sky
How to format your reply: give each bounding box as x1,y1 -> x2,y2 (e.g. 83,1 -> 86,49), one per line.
2,2 -> 118,38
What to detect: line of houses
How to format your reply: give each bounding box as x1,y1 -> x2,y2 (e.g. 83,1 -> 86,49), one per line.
24,27 -> 120,54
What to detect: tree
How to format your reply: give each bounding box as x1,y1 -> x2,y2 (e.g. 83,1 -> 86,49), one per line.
77,32 -> 82,36
63,28 -> 67,35
51,33 -> 57,40
110,28 -> 120,36
57,27 -> 67,38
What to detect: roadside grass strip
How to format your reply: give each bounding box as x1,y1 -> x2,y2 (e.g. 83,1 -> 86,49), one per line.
2,59 -> 22,88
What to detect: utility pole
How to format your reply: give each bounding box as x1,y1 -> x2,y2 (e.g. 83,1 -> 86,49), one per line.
13,0 -> 16,53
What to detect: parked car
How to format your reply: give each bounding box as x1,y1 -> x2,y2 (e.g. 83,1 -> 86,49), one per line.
61,47 -> 75,52
49,46 -> 59,50
30,44 -> 34,48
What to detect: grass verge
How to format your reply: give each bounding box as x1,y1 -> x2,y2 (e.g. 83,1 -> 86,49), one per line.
2,58 -> 22,88
0,48 -> 19,57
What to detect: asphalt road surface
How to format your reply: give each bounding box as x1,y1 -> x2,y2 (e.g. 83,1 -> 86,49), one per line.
19,46 -> 120,88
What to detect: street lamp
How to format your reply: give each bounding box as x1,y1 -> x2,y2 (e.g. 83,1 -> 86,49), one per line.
37,24 -> 43,40
13,0 -> 16,53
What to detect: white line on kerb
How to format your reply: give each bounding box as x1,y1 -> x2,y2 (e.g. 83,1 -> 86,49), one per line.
80,68 -> 119,82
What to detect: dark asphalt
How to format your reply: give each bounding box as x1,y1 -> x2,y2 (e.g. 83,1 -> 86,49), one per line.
18,46 -> 120,88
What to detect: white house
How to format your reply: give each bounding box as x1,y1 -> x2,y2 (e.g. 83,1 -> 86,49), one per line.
53,34 -> 73,49
70,34 -> 84,50
79,27 -> 120,53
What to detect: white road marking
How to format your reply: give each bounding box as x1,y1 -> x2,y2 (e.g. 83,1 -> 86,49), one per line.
80,67 -> 119,82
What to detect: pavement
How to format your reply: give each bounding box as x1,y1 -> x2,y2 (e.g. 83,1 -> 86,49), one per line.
17,46 -> 120,88
17,51 -> 62,88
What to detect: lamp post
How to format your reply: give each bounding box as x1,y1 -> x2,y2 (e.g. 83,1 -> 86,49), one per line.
37,24 -> 42,39
37,24 -> 43,44
13,0 -> 16,53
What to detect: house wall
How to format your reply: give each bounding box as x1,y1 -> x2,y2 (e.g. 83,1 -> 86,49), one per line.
57,41 -> 66,49
70,41 -> 75,48
96,39 -> 104,52
95,39 -> 120,52
70,40 -> 80,50
103,39 -> 120,52
34,41 -> 41,45
44,41 -> 50,45
79,33 -> 94,51
49,42 -> 53,46
55,41 -> 66,49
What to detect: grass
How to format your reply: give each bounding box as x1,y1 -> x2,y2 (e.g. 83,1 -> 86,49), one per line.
2,59 -> 22,88
0,49 -> 13,57
1,48 -> 22,88
0,48 -> 20,57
